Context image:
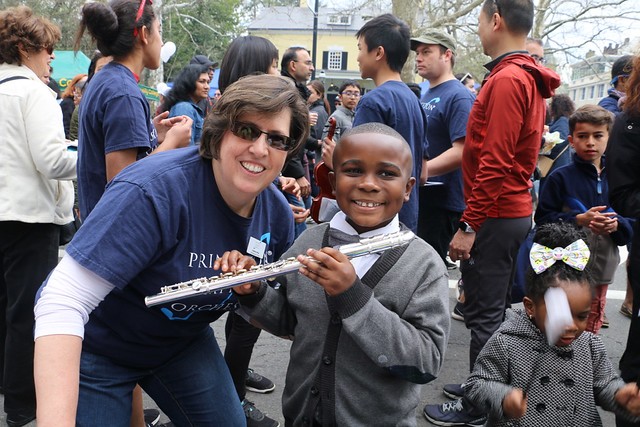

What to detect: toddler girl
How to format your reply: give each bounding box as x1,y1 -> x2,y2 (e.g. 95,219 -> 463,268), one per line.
464,222 -> 640,426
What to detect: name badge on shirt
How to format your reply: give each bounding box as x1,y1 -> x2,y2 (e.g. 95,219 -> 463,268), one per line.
247,237 -> 266,259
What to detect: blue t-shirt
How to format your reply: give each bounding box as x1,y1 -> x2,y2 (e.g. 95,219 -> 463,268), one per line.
66,147 -> 294,368
169,101 -> 204,146
353,81 -> 428,232
77,62 -> 158,219
420,79 -> 474,212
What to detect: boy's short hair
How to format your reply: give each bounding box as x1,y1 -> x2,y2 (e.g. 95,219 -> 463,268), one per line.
338,80 -> 361,94
200,74 -> 309,161
568,105 -> 615,134
340,123 -> 413,175
481,0 -> 534,35
355,14 -> 410,73
342,122 -> 407,146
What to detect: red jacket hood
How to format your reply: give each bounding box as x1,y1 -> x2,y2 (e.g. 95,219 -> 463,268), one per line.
489,53 -> 561,98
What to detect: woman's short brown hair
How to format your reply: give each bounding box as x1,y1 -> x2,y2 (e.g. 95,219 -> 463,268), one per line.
200,74 -> 310,161
0,6 -> 60,65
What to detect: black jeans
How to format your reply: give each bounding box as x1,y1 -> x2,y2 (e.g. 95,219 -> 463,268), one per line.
417,204 -> 461,264
0,221 -> 59,416
224,311 -> 262,401
461,216 -> 531,369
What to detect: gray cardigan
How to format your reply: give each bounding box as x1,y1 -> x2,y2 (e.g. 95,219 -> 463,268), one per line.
239,224 -> 450,426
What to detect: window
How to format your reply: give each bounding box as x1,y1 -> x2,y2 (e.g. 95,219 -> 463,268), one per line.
322,51 -> 348,71
597,84 -> 605,98
328,14 -> 351,25
589,85 -> 595,99
580,87 -> 586,100
328,51 -> 342,70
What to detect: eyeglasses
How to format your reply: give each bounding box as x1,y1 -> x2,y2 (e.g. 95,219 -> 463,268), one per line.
294,60 -> 314,66
341,91 -> 361,98
42,45 -> 54,55
133,0 -> 153,38
231,122 -> 295,152
531,54 -> 546,65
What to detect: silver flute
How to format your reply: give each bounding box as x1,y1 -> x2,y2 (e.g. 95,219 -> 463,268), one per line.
145,230 -> 415,307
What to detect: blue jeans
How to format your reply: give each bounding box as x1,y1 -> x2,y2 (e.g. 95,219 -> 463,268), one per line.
77,328 -> 245,427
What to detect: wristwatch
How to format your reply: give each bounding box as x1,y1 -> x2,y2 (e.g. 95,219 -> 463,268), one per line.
458,221 -> 475,233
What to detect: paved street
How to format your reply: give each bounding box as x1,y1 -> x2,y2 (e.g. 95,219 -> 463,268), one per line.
2,253 -> 631,426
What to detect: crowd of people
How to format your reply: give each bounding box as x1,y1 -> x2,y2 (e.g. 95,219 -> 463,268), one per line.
1,0 -> 640,426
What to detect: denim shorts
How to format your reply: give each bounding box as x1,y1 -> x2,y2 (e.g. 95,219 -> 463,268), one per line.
77,327 -> 245,426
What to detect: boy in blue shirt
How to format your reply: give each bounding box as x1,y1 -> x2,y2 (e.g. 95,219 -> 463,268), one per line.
536,104 -> 633,333
323,14 -> 428,233
231,123 -> 450,425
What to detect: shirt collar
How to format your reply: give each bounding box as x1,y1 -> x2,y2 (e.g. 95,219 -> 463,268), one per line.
329,211 -> 400,238
484,50 -> 529,72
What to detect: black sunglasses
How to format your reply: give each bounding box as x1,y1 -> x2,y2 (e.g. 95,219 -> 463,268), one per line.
231,122 -> 294,152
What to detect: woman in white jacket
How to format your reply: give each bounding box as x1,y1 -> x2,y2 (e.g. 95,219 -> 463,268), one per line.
0,6 -> 76,426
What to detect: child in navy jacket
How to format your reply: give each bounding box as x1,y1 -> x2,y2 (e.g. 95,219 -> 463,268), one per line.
536,104 -> 633,333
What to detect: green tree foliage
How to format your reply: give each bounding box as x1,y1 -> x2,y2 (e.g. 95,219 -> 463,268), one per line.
0,0 -> 92,51
0,0 -> 243,82
162,0 -> 243,80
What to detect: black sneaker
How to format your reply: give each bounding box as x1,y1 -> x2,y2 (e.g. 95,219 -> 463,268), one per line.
445,259 -> 457,270
144,409 -> 161,427
246,368 -> 276,393
451,302 -> 464,322
443,383 -> 464,399
423,398 -> 486,427
242,399 -> 280,427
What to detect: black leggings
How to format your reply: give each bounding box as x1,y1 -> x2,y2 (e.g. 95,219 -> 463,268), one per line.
224,312 -> 262,400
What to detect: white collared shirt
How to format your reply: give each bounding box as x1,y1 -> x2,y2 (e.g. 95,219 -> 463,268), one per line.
329,212 -> 400,278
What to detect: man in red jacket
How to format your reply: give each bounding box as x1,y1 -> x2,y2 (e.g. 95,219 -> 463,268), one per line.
423,0 -> 561,425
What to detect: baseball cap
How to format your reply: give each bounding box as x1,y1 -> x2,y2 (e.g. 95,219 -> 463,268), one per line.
190,54 -> 219,69
611,55 -> 633,79
411,30 -> 457,55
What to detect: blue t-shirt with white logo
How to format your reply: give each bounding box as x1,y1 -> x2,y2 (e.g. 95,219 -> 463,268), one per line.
77,61 -> 158,219
66,147 -> 294,368
420,79 -> 474,212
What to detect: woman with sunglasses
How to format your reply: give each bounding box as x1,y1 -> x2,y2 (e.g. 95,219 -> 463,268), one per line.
0,7 -> 76,426
73,0 -> 192,222
217,34 -> 290,427
160,64 -> 211,146
34,74 -> 309,426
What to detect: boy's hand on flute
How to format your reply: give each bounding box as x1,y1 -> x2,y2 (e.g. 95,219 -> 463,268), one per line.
298,247 -> 357,296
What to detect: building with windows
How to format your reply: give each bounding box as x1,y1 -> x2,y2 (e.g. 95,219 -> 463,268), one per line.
567,55 -> 619,107
566,39 -> 633,107
247,3 -> 378,103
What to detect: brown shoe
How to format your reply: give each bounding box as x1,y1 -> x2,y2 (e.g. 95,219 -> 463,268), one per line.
621,304 -> 633,318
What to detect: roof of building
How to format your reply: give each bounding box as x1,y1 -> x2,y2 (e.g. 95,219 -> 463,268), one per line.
248,6 -> 373,32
